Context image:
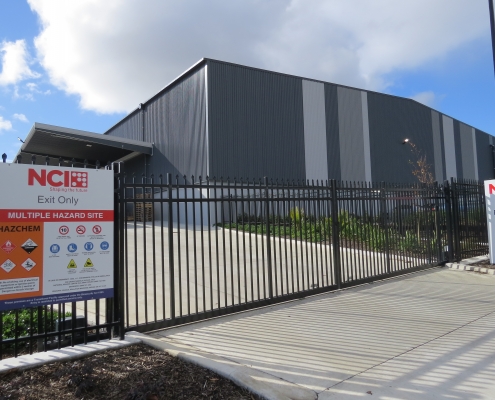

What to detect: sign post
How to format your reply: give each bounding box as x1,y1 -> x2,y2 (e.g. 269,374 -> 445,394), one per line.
485,180 -> 495,264
0,164 -> 114,311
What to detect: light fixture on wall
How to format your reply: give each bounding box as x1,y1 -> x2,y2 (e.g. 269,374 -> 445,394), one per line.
402,138 -> 410,145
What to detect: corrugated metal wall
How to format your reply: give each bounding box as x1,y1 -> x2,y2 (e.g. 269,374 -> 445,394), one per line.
302,80 -> 328,181
367,92 -> 434,183
106,110 -> 142,141
476,129 -> 493,181
106,66 -> 207,180
102,59 -> 493,184
207,61 -> 306,180
145,67 -> 207,180
324,84 -> 341,180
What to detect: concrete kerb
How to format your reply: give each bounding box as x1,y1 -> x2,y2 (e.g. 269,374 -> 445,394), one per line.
0,335 -> 141,376
445,254 -> 494,275
126,331 -> 317,400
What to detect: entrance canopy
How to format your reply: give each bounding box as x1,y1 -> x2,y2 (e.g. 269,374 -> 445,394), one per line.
15,123 -> 153,166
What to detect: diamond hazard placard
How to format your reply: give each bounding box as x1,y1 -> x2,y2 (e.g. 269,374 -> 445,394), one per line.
21,258 -> 36,271
21,239 -> 38,254
1,240 -> 16,254
1,259 -> 16,273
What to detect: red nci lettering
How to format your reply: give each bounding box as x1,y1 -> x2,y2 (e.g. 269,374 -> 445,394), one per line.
490,184 -> 495,194
28,169 -> 46,186
47,170 -> 64,187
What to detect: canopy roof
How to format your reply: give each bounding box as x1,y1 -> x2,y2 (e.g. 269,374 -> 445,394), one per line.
15,123 -> 152,166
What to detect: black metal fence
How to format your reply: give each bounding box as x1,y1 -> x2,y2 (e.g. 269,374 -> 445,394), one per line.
0,156 -> 122,360
120,173 -> 488,333
0,160 -> 488,358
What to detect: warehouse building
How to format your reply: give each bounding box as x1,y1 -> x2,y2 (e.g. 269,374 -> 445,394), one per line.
17,58 -> 495,183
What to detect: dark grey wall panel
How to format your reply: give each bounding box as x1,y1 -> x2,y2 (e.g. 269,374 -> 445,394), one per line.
145,66 -> 207,180
476,129 -> 493,181
442,115 -> 457,180
337,87 -> 365,182
367,93 -> 434,183
453,121 -> 463,180
207,61 -> 305,180
324,84 -> 340,180
459,123 -> 475,180
431,110 -> 444,182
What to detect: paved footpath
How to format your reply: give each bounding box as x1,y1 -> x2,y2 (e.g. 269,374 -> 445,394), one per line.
135,267 -> 495,400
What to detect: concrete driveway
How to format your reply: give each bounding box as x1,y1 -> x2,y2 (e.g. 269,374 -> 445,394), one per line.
139,267 -> 495,399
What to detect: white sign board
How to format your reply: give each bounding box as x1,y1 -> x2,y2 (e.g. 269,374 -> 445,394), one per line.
485,179 -> 495,264
0,163 -> 114,310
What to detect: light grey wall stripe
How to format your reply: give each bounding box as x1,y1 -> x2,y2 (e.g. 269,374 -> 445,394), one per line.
442,115 -> 457,179
302,80 -> 328,182
472,127 -> 479,180
337,86 -> 365,182
459,123 -> 475,180
361,91 -> 372,182
431,110 -> 444,182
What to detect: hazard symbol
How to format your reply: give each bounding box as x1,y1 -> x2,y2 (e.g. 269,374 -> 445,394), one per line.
21,258 -> 36,271
1,259 -> 16,273
92,225 -> 102,234
84,258 -> 94,268
67,259 -> 77,269
1,240 -> 16,254
21,239 -> 38,254
59,225 -> 69,235
76,225 -> 86,235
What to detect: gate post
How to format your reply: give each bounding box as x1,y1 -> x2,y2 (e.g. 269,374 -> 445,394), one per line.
264,177 -> 273,298
330,180 -> 341,289
444,180 -> 455,262
380,182 -> 391,274
434,182 -> 443,262
167,173 -> 175,321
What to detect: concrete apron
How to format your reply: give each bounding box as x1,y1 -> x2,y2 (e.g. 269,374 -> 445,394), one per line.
139,267 -> 495,400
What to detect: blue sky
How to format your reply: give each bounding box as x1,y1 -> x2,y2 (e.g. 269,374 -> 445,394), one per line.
0,0 -> 494,162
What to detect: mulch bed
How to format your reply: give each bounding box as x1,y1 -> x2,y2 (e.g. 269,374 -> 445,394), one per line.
0,344 -> 260,400
466,259 -> 495,269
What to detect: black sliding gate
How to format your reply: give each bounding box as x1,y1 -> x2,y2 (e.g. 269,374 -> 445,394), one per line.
118,171 -> 488,334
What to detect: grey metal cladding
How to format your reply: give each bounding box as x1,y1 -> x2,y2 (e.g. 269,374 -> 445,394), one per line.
459,123 -> 475,180
367,92 -> 434,183
302,80 -> 328,182
145,66 -> 207,180
324,84 -> 340,180
442,115 -> 457,180
431,110 -> 444,182
453,121 -> 463,180
475,129 -> 493,181
337,86 -> 365,182
106,110 -> 142,141
207,61 -> 305,180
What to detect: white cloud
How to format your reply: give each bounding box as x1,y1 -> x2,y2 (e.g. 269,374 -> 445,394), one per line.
410,91 -> 436,107
0,40 -> 40,86
0,116 -> 13,133
28,0 -> 488,114
13,113 -> 28,123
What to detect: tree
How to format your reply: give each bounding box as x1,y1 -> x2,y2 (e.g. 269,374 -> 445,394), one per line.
405,140 -> 435,184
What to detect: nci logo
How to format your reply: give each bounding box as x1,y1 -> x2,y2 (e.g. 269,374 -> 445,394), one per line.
28,169 -> 88,188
